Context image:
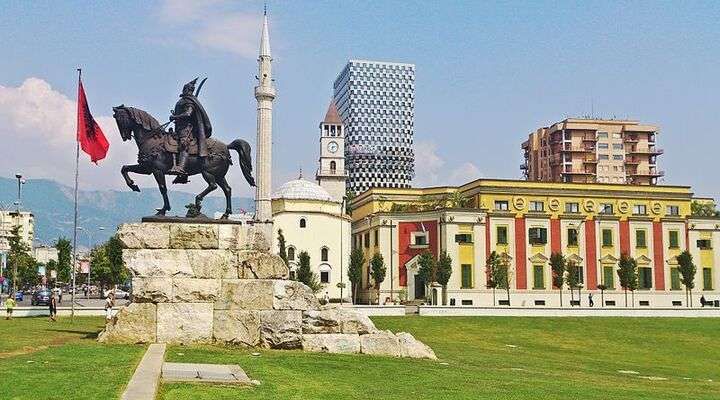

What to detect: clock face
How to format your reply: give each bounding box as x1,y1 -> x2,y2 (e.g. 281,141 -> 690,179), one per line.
327,141 -> 339,153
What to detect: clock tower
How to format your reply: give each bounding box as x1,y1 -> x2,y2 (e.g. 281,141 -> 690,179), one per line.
316,100 -> 346,203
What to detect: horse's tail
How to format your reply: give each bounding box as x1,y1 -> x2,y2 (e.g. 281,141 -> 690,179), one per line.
228,139 -> 256,187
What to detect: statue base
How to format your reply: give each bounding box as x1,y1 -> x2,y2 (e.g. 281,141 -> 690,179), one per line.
98,222 -> 435,359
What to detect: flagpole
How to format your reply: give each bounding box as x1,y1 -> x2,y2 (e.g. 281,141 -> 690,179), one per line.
71,68 -> 81,322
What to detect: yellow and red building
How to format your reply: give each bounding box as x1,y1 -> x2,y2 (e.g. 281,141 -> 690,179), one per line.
350,179 -> 719,307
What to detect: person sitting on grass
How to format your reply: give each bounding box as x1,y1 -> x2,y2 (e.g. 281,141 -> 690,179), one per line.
5,295 -> 16,320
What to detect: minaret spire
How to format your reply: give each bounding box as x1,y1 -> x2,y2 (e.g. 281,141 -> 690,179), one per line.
254,8 -> 276,225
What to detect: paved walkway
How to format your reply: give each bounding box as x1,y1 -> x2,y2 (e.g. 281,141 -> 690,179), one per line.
163,362 -> 252,385
121,343 -> 166,400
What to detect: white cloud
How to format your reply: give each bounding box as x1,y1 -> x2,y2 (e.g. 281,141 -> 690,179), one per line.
413,140 -> 481,187
158,0 -> 262,58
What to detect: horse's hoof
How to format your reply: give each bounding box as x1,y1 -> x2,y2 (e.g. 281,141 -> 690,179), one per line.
129,184 -> 140,192
220,213 -> 229,220
155,208 -> 166,216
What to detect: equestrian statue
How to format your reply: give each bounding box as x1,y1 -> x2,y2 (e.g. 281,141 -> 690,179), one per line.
113,78 -> 255,218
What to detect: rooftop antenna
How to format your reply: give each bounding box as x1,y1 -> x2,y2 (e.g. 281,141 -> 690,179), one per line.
264,2 -> 267,15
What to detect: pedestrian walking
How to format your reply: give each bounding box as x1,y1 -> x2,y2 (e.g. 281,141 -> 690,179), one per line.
588,293 -> 594,307
49,293 -> 57,322
84,286 -> 89,298
700,295 -> 706,307
105,292 -> 115,324
5,295 -> 16,320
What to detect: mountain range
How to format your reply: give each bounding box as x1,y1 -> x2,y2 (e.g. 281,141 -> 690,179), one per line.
0,177 -> 253,248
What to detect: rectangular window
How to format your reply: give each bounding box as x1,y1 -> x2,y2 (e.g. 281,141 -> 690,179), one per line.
567,228 -> 578,246
529,201 -> 544,212
494,200 -> 509,211
639,267 -> 653,289
528,227 -> 548,245
671,267 -> 681,290
599,154 -> 609,160
461,264 -> 473,289
667,205 -> 679,216
612,133 -> 622,139
496,226 -> 508,245
598,143 -> 609,149
533,265 -> 545,289
635,230 -> 647,248
455,234 -> 473,244
697,239 -> 713,250
320,271 -> 330,284
575,266 -> 584,284
565,202 -> 579,213
364,233 -> 370,248
669,230 -> 679,248
703,268 -> 713,290
612,143 -> 624,150
597,132 -> 609,139
613,155 -> 624,161
599,203 -> 613,214
602,229 -> 613,247
603,266 -> 614,289
461,299 -> 473,306
412,232 -> 428,246
633,204 -> 647,215
374,230 -> 379,246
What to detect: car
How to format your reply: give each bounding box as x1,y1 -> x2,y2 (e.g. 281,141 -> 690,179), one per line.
31,290 -> 52,306
104,288 -> 130,299
14,291 -> 24,301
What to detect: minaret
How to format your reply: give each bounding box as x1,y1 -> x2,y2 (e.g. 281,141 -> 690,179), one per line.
254,9 -> 275,223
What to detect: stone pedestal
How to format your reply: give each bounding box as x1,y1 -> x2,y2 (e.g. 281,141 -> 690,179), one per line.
99,222 -> 435,360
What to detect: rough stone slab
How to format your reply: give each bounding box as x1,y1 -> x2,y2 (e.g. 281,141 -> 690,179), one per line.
157,303 -> 213,344
162,363 -> 251,385
238,251 -> 289,279
244,225 -> 271,252
169,224 -> 219,249
397,332 -> 437,360
259,310 -> 302,349
273,280 -> 319,311
132,277 -> 173,303
218,224 -> 245,250
98,303 -> 157,344
187,250 -> 239,279
360,331 -> 402,357
117,223 -> 170,249
302,334 -> 361,354
215,280 -> 275,310
172,278 -> 221,302
121,343 -> 166,400
302,307 -> 377,335
213,310 -> 261,346
124,249 -> 194,278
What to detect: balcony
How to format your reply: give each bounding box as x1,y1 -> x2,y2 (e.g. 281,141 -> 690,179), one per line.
562,168 -> 596,176
562,145 -> 595,153
520,163 -> 528,170
629,169 -> 665,177
628,147 -> 664,156
583,156 -> 598,164
316,169 -> 348,177
624,157 -> 641,165
582,135 -> 597,142
623,136 -> 639,143
549,154 -> 563,165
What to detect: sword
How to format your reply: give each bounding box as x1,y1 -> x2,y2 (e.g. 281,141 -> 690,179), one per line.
195,77 -> 208,97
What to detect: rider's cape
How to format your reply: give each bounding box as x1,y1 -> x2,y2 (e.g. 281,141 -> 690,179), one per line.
179,95 -> 212,138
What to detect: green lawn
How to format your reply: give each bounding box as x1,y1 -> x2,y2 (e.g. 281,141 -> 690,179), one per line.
160,317 -> 720,400
0,316 -> 145,400
1,316 -> 718,399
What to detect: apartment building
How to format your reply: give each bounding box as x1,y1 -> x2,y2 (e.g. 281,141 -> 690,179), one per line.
521,119 -> 663,185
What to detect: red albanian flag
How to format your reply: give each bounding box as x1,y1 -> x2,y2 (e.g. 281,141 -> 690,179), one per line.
77,78 -> 109,163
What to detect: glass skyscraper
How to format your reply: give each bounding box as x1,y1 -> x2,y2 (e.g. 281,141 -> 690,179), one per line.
333,60 -> 415,195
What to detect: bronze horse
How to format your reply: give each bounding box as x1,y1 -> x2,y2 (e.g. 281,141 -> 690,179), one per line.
112,105 -> 255,218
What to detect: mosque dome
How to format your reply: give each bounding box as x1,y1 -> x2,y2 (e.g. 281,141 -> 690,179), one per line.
273,177 -> 333,201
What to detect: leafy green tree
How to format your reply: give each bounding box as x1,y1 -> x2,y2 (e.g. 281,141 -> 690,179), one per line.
445,192 -> 470,209
549,252 -> 566,307
277,229 -> 288,266
55,237 -> 72,283
296,251 -> 321,293
494,253 -> 512,306
7,225 -> 37,291
617,254 -> 638,307
691,200 -> 720,217
370,252 -> 387,305
486,251 -> 500,306
347,248 -> 365,304
417,251 -> 436,302
45,259 -> 58,283
676,250 -> 697,307
565,260 -> 580,306
89,236 -> 128,292
106,235 -> 127,285
436,251 -> 453,305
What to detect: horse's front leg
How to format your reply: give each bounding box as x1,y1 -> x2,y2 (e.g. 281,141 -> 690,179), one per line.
152,170 -> 171,215
121,164 -> 148,192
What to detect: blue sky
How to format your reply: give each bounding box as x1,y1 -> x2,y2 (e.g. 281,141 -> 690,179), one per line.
1,0 -> 718,200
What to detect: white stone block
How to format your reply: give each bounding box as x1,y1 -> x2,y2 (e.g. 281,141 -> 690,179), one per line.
172,278 -> 221,302
157,303 -> 213,344
301,334 -> 361,354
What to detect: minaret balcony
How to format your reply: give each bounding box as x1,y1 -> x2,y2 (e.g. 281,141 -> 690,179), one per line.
255,85 -> 276,100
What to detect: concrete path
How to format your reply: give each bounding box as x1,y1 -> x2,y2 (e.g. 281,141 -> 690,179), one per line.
121,343 -> 166,400
162,362 -> 252,385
